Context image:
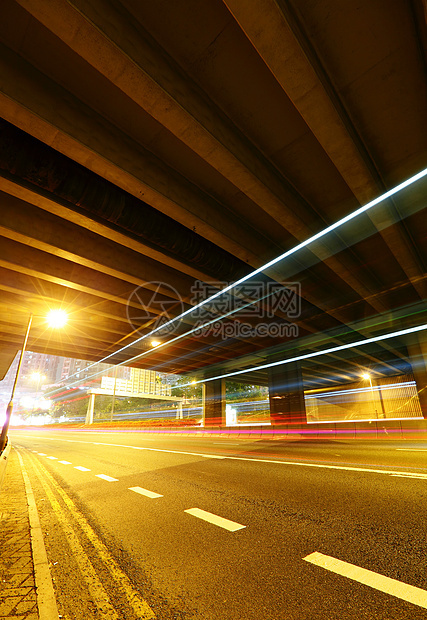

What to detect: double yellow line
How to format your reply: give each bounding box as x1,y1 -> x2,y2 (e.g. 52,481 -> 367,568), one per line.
21,449 -> 155,620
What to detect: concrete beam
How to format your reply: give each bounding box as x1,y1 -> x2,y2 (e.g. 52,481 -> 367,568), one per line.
224,0 -> 426,300
0,0 -> 419,379
0,191 -> 203,298
0,164 -> 405,363
0,42 -> 268,267
0,176 -> 215,285
0,3 -> 407,313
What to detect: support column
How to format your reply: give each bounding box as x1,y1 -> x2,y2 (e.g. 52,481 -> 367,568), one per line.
407,334 -> 427,419
176,401 -> 183,420
203,379 -> 225,427
268,360 -> 306,425
85,392 -> 95,425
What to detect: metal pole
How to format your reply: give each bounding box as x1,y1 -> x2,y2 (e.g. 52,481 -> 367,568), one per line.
377,383 -> 386,419
369,377 -> 378,419
0,314 -> 33,453
85,392 -> 95,425
110,366 -> 117,422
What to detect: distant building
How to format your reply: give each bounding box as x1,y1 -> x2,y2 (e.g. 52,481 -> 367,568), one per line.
101,367 -> 171,396
57,357 -> 111,384
1,351 -> 61,392
1,351 -> 111,394
0,351 -> 171,408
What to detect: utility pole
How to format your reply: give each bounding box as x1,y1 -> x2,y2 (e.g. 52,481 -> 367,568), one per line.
110,365 -> 118,422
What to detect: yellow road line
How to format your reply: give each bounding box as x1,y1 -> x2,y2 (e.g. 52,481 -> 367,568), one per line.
27,452 -> 156,619
16,450 -> 59,620
28,454 -> 119,620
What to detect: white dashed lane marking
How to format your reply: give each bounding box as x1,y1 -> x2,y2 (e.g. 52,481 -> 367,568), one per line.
59,461 -> 72,465
74,466 -> 91,472
96,474 -> 119,482
304,551 -> 427,609
129,486 -> 163,499
184,508 -> 246,532
46,456 -> 57,460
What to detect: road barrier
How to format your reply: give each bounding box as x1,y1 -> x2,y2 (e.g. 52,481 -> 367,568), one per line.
122,418 -> 427,440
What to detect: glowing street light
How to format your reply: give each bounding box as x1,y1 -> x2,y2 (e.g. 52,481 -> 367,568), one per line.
31,371 -> 46,385
362,373 -> 378,419
46,309 -> 68,328
0,310 -> 68,453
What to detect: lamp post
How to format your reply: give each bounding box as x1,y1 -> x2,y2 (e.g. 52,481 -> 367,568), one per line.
362,373 -> 378,419
0,310 -> 68,454
0,315 -> 33,453
110,365 -> 118,423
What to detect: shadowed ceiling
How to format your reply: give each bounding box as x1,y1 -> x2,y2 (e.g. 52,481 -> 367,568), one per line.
0,0 -> 426,387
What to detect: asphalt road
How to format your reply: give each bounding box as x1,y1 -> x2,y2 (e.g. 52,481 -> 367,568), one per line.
10,429 -> 427,620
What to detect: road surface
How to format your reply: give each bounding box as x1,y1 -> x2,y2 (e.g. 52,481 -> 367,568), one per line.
10,428 -> 427,620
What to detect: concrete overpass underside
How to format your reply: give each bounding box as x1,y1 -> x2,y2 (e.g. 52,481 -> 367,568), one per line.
0,0 -> 426,421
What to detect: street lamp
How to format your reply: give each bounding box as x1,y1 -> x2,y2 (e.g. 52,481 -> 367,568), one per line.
46,309 -> 68,328
0,311 -> 68,453
362,373 -> 378,419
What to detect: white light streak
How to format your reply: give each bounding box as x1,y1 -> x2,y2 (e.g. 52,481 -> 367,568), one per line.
91,166 -> 427,363
44,167 -> 427,394
180,323 -> 427,387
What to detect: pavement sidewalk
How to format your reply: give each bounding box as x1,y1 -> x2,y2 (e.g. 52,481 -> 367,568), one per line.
0,447 -> 39,620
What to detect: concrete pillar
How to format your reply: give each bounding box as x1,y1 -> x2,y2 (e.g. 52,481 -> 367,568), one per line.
176,401 -> 183,420
407,333 -> 427,419
203,379 -> 226,427
85,392 -> 95,425
268,360 -> 306,425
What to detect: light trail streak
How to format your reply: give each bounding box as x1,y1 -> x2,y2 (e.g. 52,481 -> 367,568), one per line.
176,323 -> 427,387
44,167 -> 427,395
